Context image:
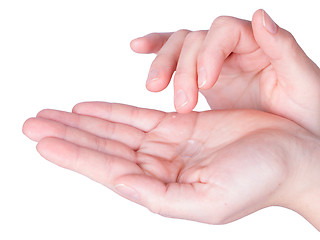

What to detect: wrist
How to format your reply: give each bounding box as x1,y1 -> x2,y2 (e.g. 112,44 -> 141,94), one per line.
284,137 -> 320,231
294,185 -> 320,231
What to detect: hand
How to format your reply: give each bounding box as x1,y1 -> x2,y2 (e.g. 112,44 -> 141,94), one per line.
23,102 -> 320,228
131,9 -> 320,135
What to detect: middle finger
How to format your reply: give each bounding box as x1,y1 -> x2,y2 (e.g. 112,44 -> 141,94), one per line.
174,31 -> 206,113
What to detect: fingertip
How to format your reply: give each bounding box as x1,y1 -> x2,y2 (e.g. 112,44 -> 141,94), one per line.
36,137 -> 57,163
36,137 -> 45,151
198,76 -> 216,90
174,90 -> 198,113
146,70 -> 170,92
36,109 -> 51,118
72,103 -> 80,113
23,117 -> 55,142
196,67 -> 218,90
197,67 -> 215,90
252,9 -> 263,23
36,137 -> 76,169
146,81 -> 166,92
146,68 -> 161,91
130,36 -> 154,53
252,9 -> 302,63
175,107 -> 194,114
36,137 -> 52,157
130,37 -> 144,52
72,102 -> 91,114
252,9 -> 278,35
175,100 -> 197,113
197,53 -> 222,90
22,117 -> 36,139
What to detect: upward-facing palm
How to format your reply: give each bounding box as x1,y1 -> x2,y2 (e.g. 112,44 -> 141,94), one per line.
23,102 -> 314,224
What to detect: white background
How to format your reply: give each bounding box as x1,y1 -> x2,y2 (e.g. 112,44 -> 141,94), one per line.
1,0 -> 320,239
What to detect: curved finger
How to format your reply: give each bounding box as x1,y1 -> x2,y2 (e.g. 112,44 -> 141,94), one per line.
36,137 -> 143,187
197,16 -> 258,89
35,109 -> 145,150
173,31 -> 206,113
23,117 -> 137,160
72,102 -> 166,132
146,29 -> 191,92
130,32 -> 173,54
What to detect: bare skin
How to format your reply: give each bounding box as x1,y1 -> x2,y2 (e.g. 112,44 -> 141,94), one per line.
22,9 -> 320,231
23,102 -> 320,229
131,10 -> 320,135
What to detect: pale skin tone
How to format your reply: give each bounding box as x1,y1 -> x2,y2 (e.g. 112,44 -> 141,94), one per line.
131,9 -> 320,135
23,102 -> 320,230
23,9 -> 320,230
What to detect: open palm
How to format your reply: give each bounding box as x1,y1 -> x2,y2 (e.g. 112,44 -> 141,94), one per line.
23,102 -> 307,224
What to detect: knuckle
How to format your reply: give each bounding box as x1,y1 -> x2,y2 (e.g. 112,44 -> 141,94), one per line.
212,16 -> 235,27
211,15 -> 246,31
95,137 -> 107,152
148,203 -> 170,218
146,32 -> 157,38
146,32 -> 165,39
68,144 -> 81,171
152,52 -> 168,63
147,201 -> 162,215
175,29 -> 191,36
174,70 -> 189,81
197,50 -> 212,66
150,55 -> 175,73
169,29 -> 190,41
104,121 -> 116,138
185,31 -> 206,42
282,31 -> 299,53
129,107 -> 141,125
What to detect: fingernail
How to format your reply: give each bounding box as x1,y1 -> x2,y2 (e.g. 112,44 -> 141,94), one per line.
198,67 -> 207,89
262,10 -> 278,34
146,69 -> 160,84
175,89 -> 188,109
114,184 -> 140,202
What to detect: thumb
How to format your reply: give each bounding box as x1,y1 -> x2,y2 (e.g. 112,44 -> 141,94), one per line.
252,9 -> 319,82
252,9 -> 320,135
113,174 -> 225,224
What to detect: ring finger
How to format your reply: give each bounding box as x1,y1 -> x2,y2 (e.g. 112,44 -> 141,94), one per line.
146,29 -> 190,92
